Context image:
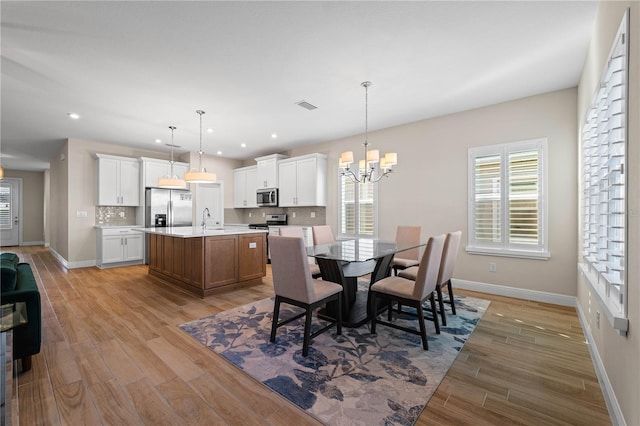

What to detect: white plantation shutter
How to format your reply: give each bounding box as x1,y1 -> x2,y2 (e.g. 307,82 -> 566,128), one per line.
0,185 -> 12,229
339,169 -> 377,238
579,10 -> 628,332
508,150 -> 539,246
468,139 -> 547,258
473,154 -> 501,245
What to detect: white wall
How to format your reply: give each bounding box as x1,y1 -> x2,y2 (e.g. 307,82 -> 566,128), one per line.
288,87 -> 578,297
577,2 -> 640,425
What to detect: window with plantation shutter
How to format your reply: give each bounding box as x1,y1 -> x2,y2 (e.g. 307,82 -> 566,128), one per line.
0,185 -> 12,229
578,10 -> 628,335
467,139 -> 548,259
339,169 -> 377,238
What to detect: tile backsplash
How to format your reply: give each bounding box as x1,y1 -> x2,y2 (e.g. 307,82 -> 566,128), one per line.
96,206 -> 137,225
225,207 -> 326,226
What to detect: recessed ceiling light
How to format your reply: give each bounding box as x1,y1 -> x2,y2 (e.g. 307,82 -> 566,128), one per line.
217,151 -> 222,155
271,133 -> 277,139
68,112 -> 80,120
207,128 -> 213,133
240,143 -> 247,148
154,139 -> 162,144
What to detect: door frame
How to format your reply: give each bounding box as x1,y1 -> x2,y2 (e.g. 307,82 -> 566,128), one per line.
0,177 -> 23,247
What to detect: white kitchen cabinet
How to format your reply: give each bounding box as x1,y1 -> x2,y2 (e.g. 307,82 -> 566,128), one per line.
255,154 -> 287,189
278,153 -> 327,207
141,157 -> 189,188
96,227 -> 144,268
233,166 -> 257,208
96,154 -> 140,206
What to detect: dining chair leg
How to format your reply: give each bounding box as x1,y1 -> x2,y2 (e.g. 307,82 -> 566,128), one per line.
387,298 -> 394,321
337,294 -> 343,336
270,296 -> 281,342
416,303 -> 429,350
302,307 -> 313,357
436,286 -> 447,326
429,293 -> 440,334
447,280 -> 457,315
370,293 -> 378,335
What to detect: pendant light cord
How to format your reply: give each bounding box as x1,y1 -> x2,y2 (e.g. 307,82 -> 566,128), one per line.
196,110 -> 205,171
169,125 -> 176,176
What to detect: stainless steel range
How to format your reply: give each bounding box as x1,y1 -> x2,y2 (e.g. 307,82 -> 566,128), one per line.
248,214 -> 287,263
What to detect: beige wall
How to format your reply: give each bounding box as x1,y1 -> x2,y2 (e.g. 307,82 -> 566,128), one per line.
577,2 -> 639,425
51,138 -> 242,263
50,143 -> 69,258
2,169 -> 45,244
288,88 -> 578,297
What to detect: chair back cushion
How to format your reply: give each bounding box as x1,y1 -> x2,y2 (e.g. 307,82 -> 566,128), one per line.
0,253 -> 19,265
278,226 -> 304,238
395,226 -> 421,261
438,231 -> 462,286
1,259 -> 18,292
269,235 -> 314,303
312,225 -> 335,245
413,234 -> 446,300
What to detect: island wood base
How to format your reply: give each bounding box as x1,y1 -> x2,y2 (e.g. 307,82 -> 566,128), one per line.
147,232 -> 266,298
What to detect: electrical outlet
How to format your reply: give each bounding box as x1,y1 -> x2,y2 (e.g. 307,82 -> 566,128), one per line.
489,262 -> 497,272
76,210 -> 87,218
248,212 -> 252,218
311,212 -> 316,218
292,212 -> 296,218
262,212 -> 265,218
596,311 -> 600,329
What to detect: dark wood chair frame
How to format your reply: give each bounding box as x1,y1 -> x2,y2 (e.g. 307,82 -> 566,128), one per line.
370,289 -> 440,350
270,292 -> 342,356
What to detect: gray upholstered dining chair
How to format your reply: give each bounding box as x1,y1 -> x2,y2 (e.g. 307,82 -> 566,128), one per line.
390,226 -> 422,275
399,231 -> 462,326
370,234 -> 445,350
269,235 -> 342,356
312,225 -> 335,245
277,226 -> 322,278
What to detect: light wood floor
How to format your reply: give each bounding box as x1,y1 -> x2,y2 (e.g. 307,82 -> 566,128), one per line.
8,246 -> 610,425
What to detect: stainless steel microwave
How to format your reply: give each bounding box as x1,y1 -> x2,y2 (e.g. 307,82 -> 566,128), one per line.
257,188 -> 278,207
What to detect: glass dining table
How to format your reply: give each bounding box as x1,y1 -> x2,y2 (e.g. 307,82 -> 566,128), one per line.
306,238 -> 426,327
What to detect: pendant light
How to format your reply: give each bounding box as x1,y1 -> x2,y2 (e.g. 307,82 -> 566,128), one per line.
339,81 -> 398,183
0,166 -> 4,179
185,109 -> 216,183
157,126 -> 187,189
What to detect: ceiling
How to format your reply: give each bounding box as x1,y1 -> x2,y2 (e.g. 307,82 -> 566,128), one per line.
1,1 -> 598,171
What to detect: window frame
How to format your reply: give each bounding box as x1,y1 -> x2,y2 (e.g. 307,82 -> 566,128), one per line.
338,166 -> 378,239
466,138 -> 550,260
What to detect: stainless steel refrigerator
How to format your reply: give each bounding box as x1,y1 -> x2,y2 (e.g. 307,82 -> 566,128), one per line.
145,188 -> 193,228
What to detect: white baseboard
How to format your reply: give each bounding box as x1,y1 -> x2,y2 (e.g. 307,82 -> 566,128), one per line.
452,278 -> 576,307
48,247 -> 96,269
453,278 -> 624,425
21,240 -> 45,246
575,303 -> 626,426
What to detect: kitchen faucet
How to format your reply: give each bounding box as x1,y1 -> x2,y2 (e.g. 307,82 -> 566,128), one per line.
202,208 -> 211,229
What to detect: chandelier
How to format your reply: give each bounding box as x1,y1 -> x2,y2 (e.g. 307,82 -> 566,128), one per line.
185,109 -> 216,183
157,126 -> 187,189
339,81 -> 397,183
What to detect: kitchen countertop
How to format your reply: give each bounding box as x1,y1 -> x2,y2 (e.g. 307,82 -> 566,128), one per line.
136,226 -> 268,238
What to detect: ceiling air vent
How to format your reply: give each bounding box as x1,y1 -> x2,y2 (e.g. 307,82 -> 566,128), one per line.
295,100 -> 317,110
165,144 -> 181,148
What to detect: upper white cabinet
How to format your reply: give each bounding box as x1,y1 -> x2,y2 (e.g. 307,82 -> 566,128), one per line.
233,166 -> 258,208
96,154 -> 140,206
255,154 -> 287,189
278,153 -> 327,207
141,157 -> 189,188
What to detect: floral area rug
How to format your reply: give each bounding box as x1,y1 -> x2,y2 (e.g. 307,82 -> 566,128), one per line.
180,294 -> 489,425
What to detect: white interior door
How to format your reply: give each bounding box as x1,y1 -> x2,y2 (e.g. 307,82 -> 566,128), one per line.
195,182 -> 224,228
0,178 -> 21,246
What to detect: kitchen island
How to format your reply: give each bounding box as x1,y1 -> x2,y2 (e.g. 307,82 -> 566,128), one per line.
138,226 -> 267,297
